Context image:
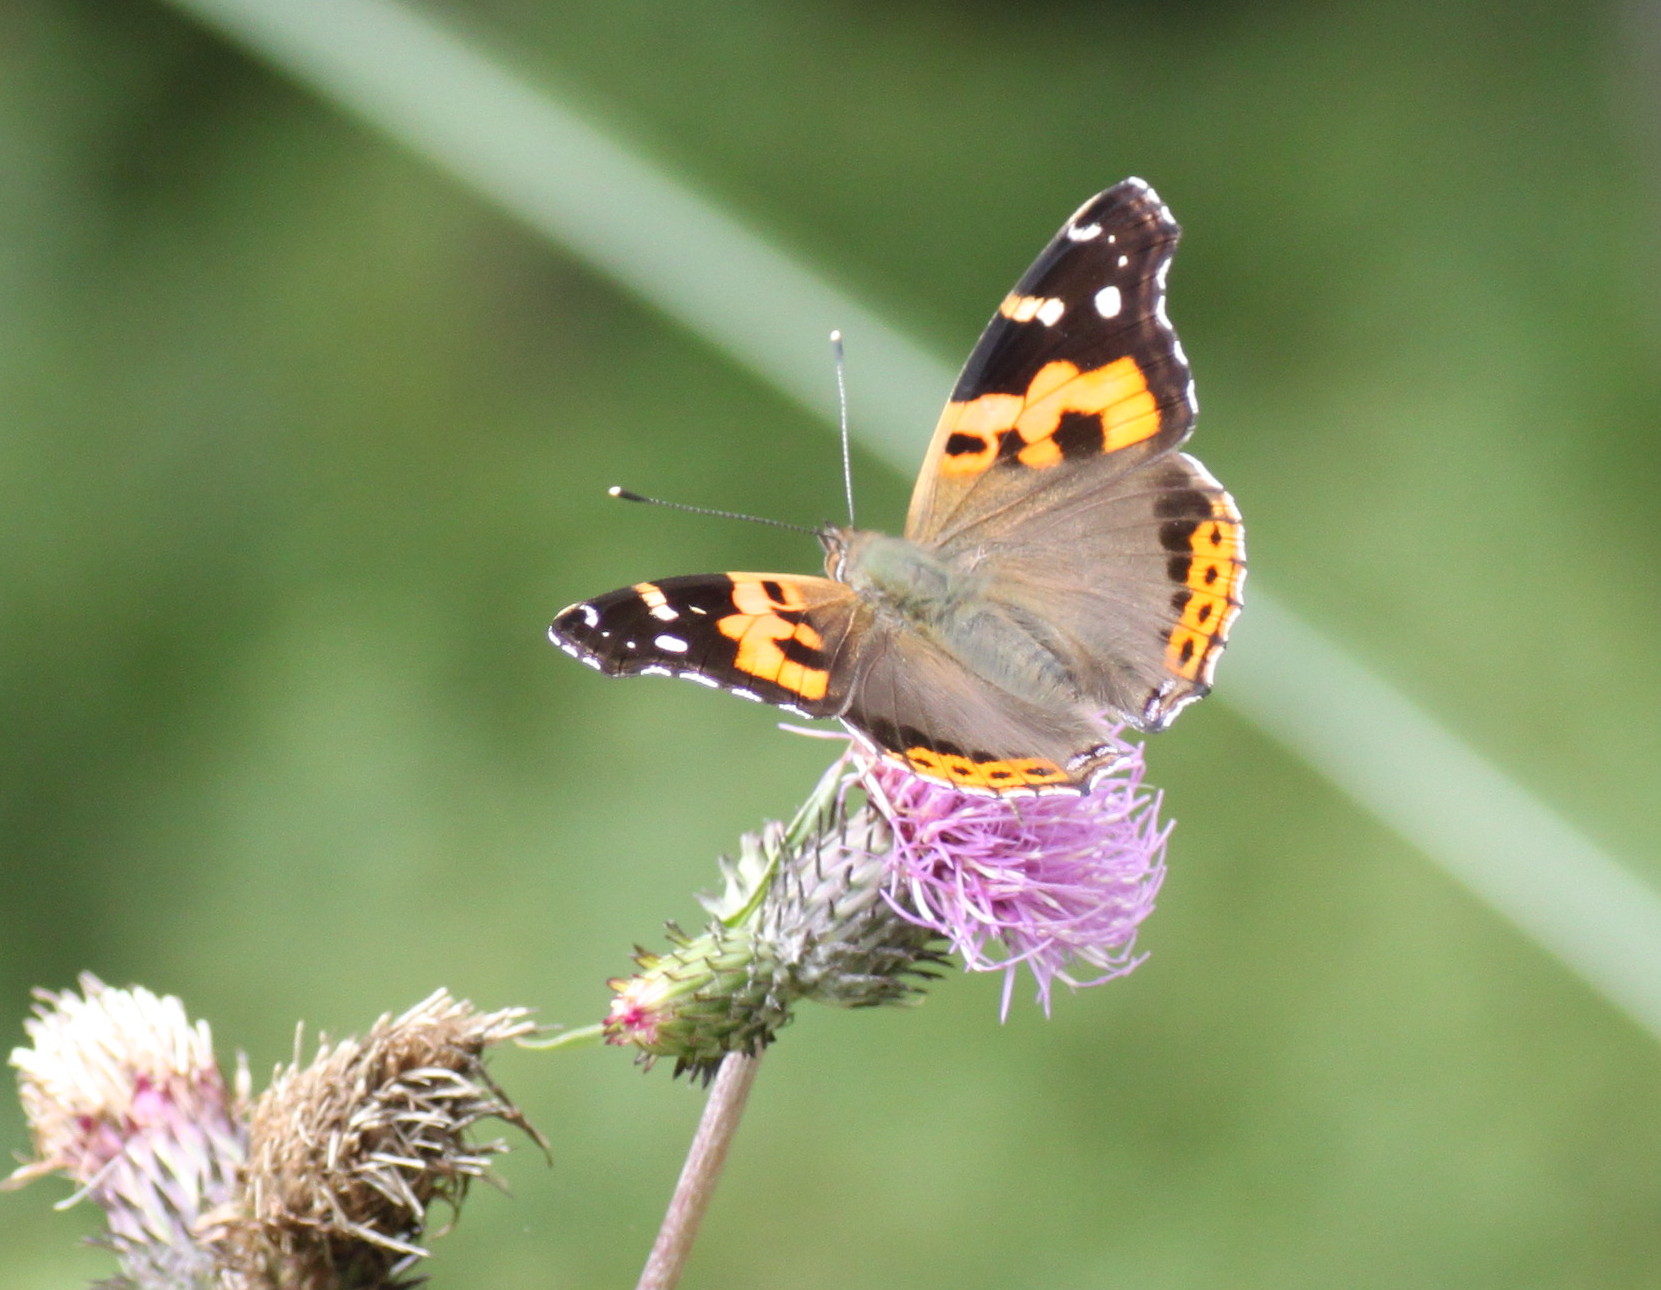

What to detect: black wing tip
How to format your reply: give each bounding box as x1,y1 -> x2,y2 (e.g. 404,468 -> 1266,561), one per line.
548,600 -> 613,661
1066,178 -> 1180,242
549,600 -> 596,633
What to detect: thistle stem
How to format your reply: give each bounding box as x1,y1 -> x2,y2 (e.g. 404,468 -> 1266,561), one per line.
635,1052 -> 761,1290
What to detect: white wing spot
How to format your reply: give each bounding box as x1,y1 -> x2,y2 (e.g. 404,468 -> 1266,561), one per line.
1067,221 -> 1103,241
653,634 -> 689,654
640,665 -> 672,678
649,604 -> 679,622
1037,298 -> 1065,326
1117,255 -> 1129,268
1093,286 -> 1123,318
680,672 -> 720,688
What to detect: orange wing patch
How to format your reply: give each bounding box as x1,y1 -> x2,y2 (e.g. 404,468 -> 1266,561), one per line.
998,293 -> 1067,326
891,745 -> 1073,793
1162,494 -> 1245,684
936,357 -> 1160,479
716,576 -> 830,701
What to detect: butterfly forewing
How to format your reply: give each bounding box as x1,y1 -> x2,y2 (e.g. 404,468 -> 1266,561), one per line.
906,179 -> 1197,546
550,573 -> 864,718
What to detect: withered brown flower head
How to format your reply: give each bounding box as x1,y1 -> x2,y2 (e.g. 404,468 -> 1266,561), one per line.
222,990 -> 543,1290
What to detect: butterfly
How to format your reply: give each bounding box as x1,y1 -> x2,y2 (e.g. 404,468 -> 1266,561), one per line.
549,178 -> 1244,796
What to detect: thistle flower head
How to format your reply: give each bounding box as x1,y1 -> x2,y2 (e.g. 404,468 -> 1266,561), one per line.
5,974 -> 246,1290
872,735 -> 1170,1015
606,740 -> 1171,1069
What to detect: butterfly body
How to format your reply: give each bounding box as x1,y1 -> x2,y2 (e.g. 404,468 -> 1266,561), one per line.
829,527 -> 1085,712
550,179 -> 1245,796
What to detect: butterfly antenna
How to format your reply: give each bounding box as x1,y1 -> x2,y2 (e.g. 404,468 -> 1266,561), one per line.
607,486 -> 817,536
832,330 -> 855,527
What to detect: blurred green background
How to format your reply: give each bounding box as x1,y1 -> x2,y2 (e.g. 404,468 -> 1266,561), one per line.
4,0 -> 1661,1286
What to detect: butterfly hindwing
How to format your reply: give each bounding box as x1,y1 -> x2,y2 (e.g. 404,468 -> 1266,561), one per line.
839,618 -> 1128,794
967,451 -> 1246,732
550,574 -> 864,717
906,178 -> 1197,546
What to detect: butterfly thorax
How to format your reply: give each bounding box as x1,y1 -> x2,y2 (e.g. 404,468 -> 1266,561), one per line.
824,529 -> 961,614
823,527 -> 1078,706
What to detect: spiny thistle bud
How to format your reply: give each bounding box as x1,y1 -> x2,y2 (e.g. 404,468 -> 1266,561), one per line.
608,735 -> 1172,1072
222,990 -> 543,1290
605,757 -> 948,1079
5,974 -> 246,1290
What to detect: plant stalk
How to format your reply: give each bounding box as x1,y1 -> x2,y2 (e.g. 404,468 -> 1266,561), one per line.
635,1052 -> 761,1290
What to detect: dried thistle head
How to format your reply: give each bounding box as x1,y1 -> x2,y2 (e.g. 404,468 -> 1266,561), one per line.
219,990 -> 542,1290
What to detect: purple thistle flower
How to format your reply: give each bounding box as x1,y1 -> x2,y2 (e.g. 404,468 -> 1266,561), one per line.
870,736 -> 1171,1016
